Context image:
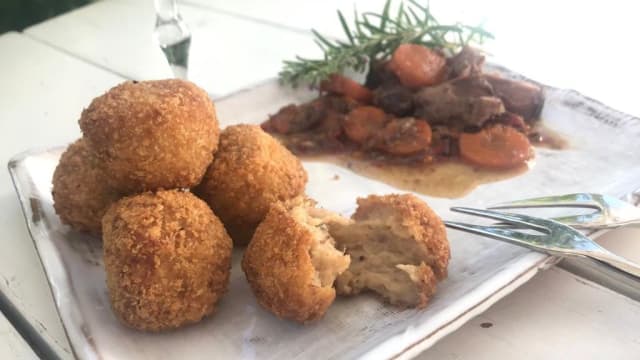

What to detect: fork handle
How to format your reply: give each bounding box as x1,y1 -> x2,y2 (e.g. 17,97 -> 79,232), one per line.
574,251 -> 640,300
589,251 -> 640,279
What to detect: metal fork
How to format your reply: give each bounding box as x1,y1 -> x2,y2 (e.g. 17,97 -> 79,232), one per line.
445,207 -> 640,299
490,193 -> 640,230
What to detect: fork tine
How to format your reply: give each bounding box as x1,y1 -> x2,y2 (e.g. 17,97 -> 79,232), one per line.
489,193 -> 603,210
444,221 -> 548,252
550,213 -> 606,227
493,213 -> 606,228
451,207 -> 551,232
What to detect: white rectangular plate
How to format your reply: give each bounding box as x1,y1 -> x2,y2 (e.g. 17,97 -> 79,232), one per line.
9,69 -> 640,360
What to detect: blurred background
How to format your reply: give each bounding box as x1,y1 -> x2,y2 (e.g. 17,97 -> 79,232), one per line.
6,0 -> 638,116
0,0 -> 94,33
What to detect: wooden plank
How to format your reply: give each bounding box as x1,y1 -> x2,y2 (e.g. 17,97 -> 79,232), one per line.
24,0 -> 640,115
0,313 -> 38,360
0,31 -> 126,359
24,0 -> 320,97
184,0 -> 385,39
422,266 -> 640,359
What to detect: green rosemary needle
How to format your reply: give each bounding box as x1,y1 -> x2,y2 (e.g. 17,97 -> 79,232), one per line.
279,0 -> 493,87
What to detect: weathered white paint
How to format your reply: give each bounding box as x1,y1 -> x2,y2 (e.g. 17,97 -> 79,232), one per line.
24,0 -> 320,98
0,313 -> 37,360
423,265 -> 640,359
0,31 -> 125,359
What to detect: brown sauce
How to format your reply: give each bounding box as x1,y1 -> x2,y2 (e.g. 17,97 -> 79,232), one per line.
272,122 -> 566,198
274,123 -> 567,199
265,94 -> 567,198
529,123 -> 569,150
303,154 -> 531,198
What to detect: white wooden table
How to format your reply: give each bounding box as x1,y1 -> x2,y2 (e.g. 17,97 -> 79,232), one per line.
1,0 -> 640,358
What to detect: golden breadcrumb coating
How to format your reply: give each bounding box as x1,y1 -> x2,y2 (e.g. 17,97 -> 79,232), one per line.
79,79 -> 219,193
333,194 -> 450,308
195,125 -> 307,245
242,200 -> 350,323
102,190 -> 232,331
52,139 -> 120,235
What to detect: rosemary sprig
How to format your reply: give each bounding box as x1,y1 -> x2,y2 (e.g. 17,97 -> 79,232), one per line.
279,0 -> 493,87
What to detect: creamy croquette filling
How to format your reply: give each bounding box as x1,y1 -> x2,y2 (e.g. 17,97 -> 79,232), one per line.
284,195 -> 443,308
289,205 -> 351,288
330,219 -> 429,306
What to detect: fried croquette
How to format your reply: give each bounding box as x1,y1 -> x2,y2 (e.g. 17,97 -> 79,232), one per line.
79,79 -> 219,193
102,190 -> 232,331
195,124 -> 307,245
242,198 -> 350,323
242,193 -> 450,321
331,194 -> 450,308
52,139 -> 120,235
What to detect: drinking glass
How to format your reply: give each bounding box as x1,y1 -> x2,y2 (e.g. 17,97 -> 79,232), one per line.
153,0 -> 191,79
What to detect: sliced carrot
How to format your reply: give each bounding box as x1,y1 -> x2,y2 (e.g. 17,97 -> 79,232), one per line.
320,74 -> 373,103
376,118 -> 432,155
343,106 -> 388,144
459,125 -> 532,168
388,44 -> 447,89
